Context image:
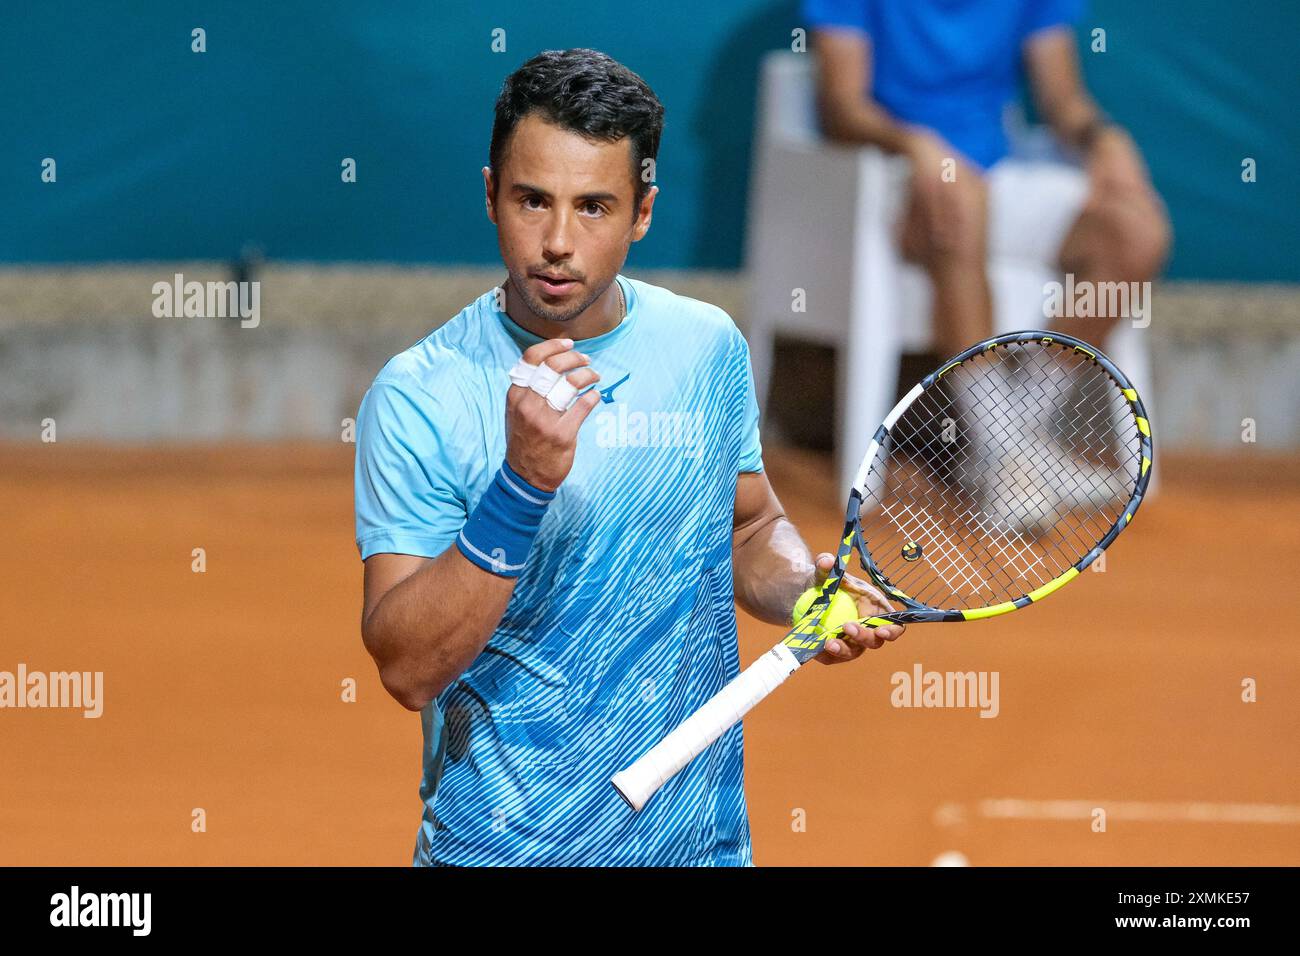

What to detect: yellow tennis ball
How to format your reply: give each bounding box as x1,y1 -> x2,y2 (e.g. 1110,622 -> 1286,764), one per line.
792,588 -> 860,634
792,587 -> 819,625
821,590 -> 861,634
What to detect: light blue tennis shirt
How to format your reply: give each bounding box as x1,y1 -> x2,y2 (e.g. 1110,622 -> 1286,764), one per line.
354,275 -> 764,866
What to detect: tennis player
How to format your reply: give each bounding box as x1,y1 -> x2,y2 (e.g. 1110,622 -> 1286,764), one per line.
354,48 -> 904,867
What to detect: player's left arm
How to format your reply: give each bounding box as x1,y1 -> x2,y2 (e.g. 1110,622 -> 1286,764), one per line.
1023,27 -> 1156,196
730,470 -> 904,662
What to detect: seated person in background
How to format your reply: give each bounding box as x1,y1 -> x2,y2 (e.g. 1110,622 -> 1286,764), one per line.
802,0 -> 1172,355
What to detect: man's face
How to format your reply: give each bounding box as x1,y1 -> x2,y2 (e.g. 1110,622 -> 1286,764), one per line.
484,112 -> 656,325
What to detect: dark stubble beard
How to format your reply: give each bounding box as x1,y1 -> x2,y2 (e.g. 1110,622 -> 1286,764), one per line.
505,271 -> 611,325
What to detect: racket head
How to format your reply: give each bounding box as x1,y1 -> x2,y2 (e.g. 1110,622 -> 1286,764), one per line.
847,330 -> 1151,621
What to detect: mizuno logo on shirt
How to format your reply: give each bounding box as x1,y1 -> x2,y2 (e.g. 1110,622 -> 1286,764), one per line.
598,372 -> 630,404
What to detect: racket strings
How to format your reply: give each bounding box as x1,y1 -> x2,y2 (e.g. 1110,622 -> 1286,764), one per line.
869,416 -> 1047,604
859,342 -> 1141,610
889,385 -> 1072,578
915,358 -> 1128,582
879,353 -> 1134,603
944,346 -> 1139,533
875,433 -> 1057,605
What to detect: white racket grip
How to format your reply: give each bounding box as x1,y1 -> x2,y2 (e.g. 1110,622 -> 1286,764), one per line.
611,643 -> 800,811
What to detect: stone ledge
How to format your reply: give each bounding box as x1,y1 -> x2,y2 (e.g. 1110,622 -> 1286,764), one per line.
1,266 -> 1295,448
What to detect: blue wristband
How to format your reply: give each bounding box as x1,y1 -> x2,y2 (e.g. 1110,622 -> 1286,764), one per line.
456,461 -> 555,577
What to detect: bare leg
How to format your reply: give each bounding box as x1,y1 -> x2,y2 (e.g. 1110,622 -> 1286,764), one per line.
898,159 -> 993,356
927,249 -> 993,355
1054,187 -> 1171,343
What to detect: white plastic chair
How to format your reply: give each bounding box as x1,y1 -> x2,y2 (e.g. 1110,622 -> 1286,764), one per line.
744,50 -> 1154,494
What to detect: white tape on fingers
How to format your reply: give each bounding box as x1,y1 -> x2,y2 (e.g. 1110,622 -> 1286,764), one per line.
509,359 -> 574,410
509,360 -> 538,389
545,377 -> 578,412
529,363 -> 562,396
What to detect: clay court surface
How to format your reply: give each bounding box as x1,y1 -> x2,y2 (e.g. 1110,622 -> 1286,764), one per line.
1,442 -> 1297,866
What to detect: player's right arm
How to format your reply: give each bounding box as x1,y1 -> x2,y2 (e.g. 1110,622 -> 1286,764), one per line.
807,26 -> 912,155
807,25 -> 981,263
360,338 -> 601,712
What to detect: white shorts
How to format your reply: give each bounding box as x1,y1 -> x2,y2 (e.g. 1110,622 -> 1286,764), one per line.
985,158 -> 1090,265
885,156 -> 1092,344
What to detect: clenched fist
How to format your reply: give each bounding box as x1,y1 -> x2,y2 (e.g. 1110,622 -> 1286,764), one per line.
505,338 -> 603,493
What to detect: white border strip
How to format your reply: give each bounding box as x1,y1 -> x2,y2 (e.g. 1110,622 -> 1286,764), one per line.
934,798 -> 1300,826
850,383 -> 925,493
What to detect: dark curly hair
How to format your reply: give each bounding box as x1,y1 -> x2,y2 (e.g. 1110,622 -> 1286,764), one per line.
490,48 -> 665,212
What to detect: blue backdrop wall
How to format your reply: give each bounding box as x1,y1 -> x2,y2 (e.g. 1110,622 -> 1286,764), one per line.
4,0 -> 1296,280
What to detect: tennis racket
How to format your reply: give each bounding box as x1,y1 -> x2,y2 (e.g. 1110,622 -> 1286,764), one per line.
611,329 -> 1152,811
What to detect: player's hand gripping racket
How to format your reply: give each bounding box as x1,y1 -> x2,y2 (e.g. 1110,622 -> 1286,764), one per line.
611,330 -> 1153,811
